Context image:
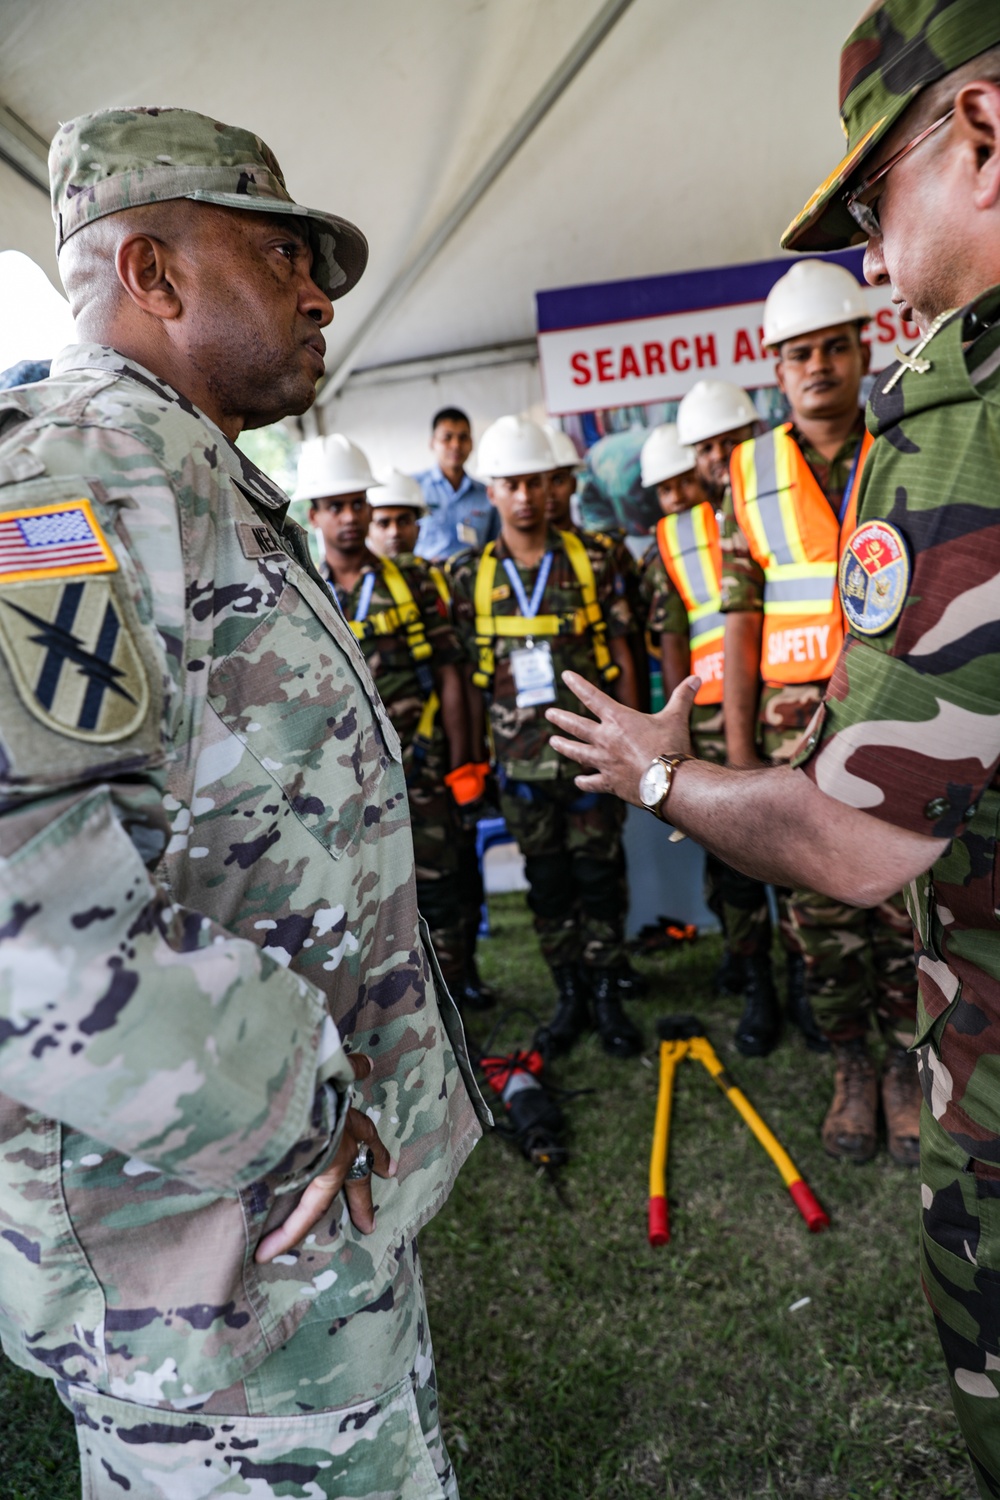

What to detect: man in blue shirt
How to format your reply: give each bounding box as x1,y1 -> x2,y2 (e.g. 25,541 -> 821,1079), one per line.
414,405 -> 499,559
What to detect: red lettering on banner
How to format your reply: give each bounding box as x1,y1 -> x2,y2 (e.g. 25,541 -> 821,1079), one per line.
757,325 -> 768,358
874,308 -> 896,344
570,352 -> 591,385
644,342 -> 666,376
595,348 -> 614,381
670,337 -> 691,372
694,334 -> 717,368
733,328 -> 757,363
620,345 -> 641,379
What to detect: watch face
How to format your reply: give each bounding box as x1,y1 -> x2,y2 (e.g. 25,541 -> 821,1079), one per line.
639,759 -> 669,809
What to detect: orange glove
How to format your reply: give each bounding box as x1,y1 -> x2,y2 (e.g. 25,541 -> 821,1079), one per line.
444,761 -> 489,806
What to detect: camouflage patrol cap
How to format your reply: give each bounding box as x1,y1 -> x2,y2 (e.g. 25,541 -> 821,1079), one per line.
782,0 -> 1000,252
49,106 -> 368,300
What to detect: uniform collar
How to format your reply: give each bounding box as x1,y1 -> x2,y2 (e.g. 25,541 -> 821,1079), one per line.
49,342 -> 290,515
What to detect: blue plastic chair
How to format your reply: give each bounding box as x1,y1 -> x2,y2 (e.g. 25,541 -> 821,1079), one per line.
475,816 -> 518,936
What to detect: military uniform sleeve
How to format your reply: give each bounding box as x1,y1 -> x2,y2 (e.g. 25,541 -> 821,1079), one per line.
796,460 -> 1000,842
409,560 -> 462,667
0,461 -> 355,1197
719,488 -> 765,613
594,544 -> 634,639
446,554 -> 479,666
642,551 -> 688,639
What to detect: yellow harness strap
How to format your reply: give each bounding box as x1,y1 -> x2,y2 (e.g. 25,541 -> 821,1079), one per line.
347,557 -> 433,662
472,530 -> 617,690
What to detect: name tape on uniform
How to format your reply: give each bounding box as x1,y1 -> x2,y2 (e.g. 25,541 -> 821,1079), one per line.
0,499 -> 117,583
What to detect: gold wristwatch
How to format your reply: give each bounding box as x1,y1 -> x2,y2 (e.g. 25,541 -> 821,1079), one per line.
638,752 -> 692,824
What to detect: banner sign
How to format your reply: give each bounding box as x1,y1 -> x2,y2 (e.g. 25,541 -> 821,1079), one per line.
535,249 -> 918,417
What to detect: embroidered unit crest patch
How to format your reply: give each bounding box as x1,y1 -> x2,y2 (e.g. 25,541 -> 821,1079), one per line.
0,499 -> 117,582
0,578 -> 148,741
839,519 -> 910,637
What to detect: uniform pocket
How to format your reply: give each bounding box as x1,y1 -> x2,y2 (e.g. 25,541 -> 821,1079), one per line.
208,583 -> 391,859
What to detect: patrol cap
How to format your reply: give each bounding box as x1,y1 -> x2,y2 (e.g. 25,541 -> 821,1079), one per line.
49,107 -> 368,301
782,0 -> 1000,252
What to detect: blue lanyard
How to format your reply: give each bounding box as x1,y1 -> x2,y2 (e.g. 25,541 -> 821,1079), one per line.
837,439 -> 865,525
351,570 -> 378,623
502,552 -> 553,619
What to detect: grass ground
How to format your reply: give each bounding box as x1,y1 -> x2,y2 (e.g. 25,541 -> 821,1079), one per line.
0,895 -> 977,1499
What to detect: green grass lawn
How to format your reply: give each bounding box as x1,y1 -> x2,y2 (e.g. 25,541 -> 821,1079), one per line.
0,895 -> 977,1499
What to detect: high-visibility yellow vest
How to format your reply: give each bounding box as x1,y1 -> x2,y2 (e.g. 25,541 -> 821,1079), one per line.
471,528 -> 619,691
655,502 -> 724,706
343,555 -> 440,744
730,424 -> 873,685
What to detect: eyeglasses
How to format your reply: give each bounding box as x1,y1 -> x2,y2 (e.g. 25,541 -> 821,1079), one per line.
845,108 -> 954,239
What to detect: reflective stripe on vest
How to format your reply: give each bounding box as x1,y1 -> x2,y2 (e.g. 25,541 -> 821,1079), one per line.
655,503 -> 724,706
472,528 -> 619,690
730,425 -> 873,684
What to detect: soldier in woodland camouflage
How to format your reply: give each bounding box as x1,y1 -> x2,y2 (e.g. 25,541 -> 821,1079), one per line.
0,106 -> 485,1499
546,3 -> 1000,1492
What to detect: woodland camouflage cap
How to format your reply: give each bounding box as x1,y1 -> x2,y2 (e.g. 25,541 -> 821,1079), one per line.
49,106 -> 368,300
782,0 -> 1000,252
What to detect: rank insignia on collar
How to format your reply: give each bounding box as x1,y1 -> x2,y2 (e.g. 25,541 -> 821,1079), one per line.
0,578 -> 148,741
839,520 -> 910,637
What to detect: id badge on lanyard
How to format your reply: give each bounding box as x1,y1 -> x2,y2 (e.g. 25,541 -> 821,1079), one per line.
510,640 -> 557,707
503,551 -> 557,708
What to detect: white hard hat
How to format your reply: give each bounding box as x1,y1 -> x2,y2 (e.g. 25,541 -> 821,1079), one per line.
640,424 -> 696,487
476,415 -> 555,479
367,469 -> 427,515
543,423 -> 583,471
294,434 -> 375,502
676,380 -> 757,447
763,260 -> 870,349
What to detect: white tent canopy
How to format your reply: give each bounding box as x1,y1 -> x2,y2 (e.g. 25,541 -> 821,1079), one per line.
0,0 -> 864,469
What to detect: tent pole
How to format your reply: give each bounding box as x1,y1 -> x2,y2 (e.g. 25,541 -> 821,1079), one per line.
317,0 -> 637,409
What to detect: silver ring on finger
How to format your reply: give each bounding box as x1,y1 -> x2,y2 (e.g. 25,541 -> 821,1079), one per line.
345,1144 -> 374,1181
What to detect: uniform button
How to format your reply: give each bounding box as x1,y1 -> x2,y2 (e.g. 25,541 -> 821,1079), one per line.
924,797 -> 950,820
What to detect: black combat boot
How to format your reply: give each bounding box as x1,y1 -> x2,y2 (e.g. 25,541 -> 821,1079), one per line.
713,946 -> 746,998
615,961 -> 649,1000
590,969 -> 643,1058
460,953 -> 496,1012
534,966 -> 590,1062
734,955 -> 781,1057
784,951 -> 829,1053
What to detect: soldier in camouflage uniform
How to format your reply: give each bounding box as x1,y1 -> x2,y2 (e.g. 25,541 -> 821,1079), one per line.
450,415 -> 643,1059
547,3 -> 1000,1490
305,440 -> 486,1006
721,262 -> 920,1163
0,106 -> 487,1499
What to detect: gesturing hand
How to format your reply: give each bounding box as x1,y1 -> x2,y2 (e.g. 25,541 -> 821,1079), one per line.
546,670 -> 700,805
255,1052 -> 396,1264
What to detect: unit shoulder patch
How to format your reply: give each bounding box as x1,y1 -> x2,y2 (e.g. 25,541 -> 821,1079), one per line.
0,498 -> 117,583
839,519 -> 910,637
0,578 -> 149,742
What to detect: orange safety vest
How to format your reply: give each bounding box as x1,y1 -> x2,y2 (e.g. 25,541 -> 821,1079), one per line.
730,424 -> 873,685
655,502 -> 724,705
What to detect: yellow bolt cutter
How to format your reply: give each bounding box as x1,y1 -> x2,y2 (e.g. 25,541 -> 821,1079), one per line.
648,1015 -> 829,1245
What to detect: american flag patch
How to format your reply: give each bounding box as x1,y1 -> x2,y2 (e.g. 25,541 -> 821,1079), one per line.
0,499 -> 117,583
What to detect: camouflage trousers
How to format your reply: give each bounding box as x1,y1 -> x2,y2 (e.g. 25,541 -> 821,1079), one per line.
786,886 -> 917,1044
500,779 -> 626,972
704,853 -> 773,959
57,1238 -> 458,1500
920,1105 -> 1000,1498
407,752 -> 465,994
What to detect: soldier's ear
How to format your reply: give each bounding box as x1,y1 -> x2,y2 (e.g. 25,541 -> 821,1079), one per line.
115,233 -> 182,322
954,80 -> 1000,212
